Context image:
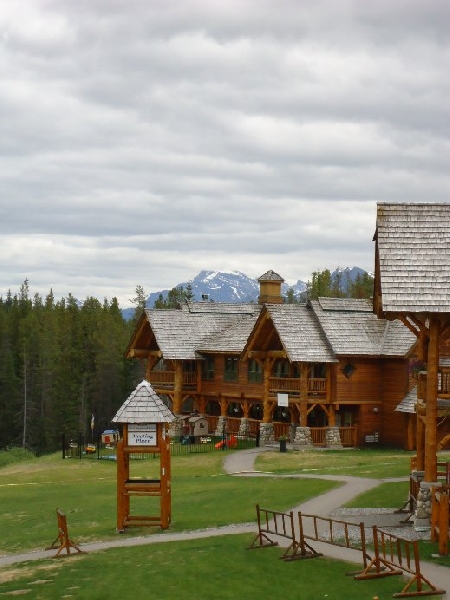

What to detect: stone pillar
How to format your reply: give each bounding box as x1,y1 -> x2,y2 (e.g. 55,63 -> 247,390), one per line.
238,417 -> 250,437
415,480 -> 440,531
289,423 -> 297,442
259,422 -> 274,445
326,427 -> 343,449
293,426 -> 314,450
215,416 -> 227,437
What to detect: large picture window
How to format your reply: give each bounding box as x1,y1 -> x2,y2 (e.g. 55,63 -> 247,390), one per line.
224,356 -> 239,382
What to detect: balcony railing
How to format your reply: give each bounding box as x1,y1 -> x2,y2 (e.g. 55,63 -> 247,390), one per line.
269,377 -> 300,392
148,371 -> 196,387
268,377 -> 327,395
308,378 -> 326,395
149,370 -> 327,396
416,368 -> 450,400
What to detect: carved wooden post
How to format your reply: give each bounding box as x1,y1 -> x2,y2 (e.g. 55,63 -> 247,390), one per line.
424,316 -> 439,482
173,362 -> 183,414
299,363 -> 309,426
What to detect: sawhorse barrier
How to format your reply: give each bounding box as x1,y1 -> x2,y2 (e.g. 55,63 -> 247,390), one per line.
431,485 -> 450,555
46,509 -> 84,558
247,504 -> 318,560
297,511 -> 371,572
248,505 -> 445,598
355,525 -> 444,598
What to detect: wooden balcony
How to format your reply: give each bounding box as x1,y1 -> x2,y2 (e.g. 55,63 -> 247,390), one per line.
268,377 -> 327,396
416,368 -> 450,400
308,378 -> 327,395
269,377 -> 300,393
148,371 -> 197,388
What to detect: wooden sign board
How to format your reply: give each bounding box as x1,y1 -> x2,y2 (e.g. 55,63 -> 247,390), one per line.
128,424 -> 157,446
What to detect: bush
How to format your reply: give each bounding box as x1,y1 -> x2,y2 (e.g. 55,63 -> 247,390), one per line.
0,446 -> 36,468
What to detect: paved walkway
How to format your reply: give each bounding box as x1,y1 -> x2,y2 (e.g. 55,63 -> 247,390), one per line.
1,447 -> 448,596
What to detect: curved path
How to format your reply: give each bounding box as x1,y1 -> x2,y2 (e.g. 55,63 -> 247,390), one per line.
0,448 -> 448,596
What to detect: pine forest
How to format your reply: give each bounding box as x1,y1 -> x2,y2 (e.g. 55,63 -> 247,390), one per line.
0,281 -> 144,454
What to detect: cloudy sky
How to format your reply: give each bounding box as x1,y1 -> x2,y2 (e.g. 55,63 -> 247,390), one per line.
1,1 -> 449,307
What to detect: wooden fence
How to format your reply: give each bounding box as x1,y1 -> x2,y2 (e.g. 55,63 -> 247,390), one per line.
355,526 -> 444,598
431,484 -> 450,555
248,504 -> 445,598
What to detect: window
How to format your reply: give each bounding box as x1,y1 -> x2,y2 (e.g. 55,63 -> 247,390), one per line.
273,359 -> 289,378
202,355 -> 215,380
311,363 -> 326,378
341,363 -> 356,379
248,359 -> 263,383
183,360 -> 196,373
224,356 -> 239,382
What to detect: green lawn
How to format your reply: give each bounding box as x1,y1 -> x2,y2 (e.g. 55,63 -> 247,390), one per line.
254,447 -> 422,478
0,447 -> 448,599
0,451 -> 338,555
0,534 -> 423,600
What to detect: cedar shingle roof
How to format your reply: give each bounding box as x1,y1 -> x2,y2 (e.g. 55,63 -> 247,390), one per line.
375,202 -> 450,313
258,270 -> 284,282
311,297 -> 416,357
264,304 -> 337,363
112,380 -> 175,424
145,302 -> 258,359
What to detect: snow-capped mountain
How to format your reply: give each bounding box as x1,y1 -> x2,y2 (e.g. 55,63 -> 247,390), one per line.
145,269 -> 306,306
121,267 -> 370,318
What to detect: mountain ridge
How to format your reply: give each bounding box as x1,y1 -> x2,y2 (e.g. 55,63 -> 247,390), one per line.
121,266 -> 369,319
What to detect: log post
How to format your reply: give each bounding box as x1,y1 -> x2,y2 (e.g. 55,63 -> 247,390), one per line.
424,316 -> 439,482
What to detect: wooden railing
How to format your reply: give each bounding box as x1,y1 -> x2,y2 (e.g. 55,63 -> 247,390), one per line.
148,371 -> 197,387
149,370 -> 328,397
338,426 -> 356,447
148,370 -> 174,385
308,378 -> 326,394
438,368 -> 450,398
417,368 -> 450,399
269,377 -> 300,392
268,377 -> 327,395
310,427 -> 326,446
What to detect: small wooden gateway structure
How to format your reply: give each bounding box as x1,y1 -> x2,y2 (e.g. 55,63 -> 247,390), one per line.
112,380 -> 175,531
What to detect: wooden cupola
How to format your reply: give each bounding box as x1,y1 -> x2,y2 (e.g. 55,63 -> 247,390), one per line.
258,270 -> 284,304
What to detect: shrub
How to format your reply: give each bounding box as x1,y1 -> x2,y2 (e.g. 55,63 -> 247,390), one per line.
0,446 -> 36,468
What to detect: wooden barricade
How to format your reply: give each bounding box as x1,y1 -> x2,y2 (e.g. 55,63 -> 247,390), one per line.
355,526 -> 444,598
297,512 -> 371,572
248,504 -> 320,560
431,484 -> 450,555
248,505 -> 445,598
47,509 -> 84,558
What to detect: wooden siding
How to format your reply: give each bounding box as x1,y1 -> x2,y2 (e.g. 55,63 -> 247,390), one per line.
380,359 -> 410,448
335,358 -> 382,404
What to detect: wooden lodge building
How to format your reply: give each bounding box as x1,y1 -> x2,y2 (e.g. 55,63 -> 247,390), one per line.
126,269 -> 421,449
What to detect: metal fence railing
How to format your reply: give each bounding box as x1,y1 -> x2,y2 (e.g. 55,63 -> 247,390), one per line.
62,432 -> 257,460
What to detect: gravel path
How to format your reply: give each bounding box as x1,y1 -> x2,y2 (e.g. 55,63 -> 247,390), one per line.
1,447 -> 448,596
